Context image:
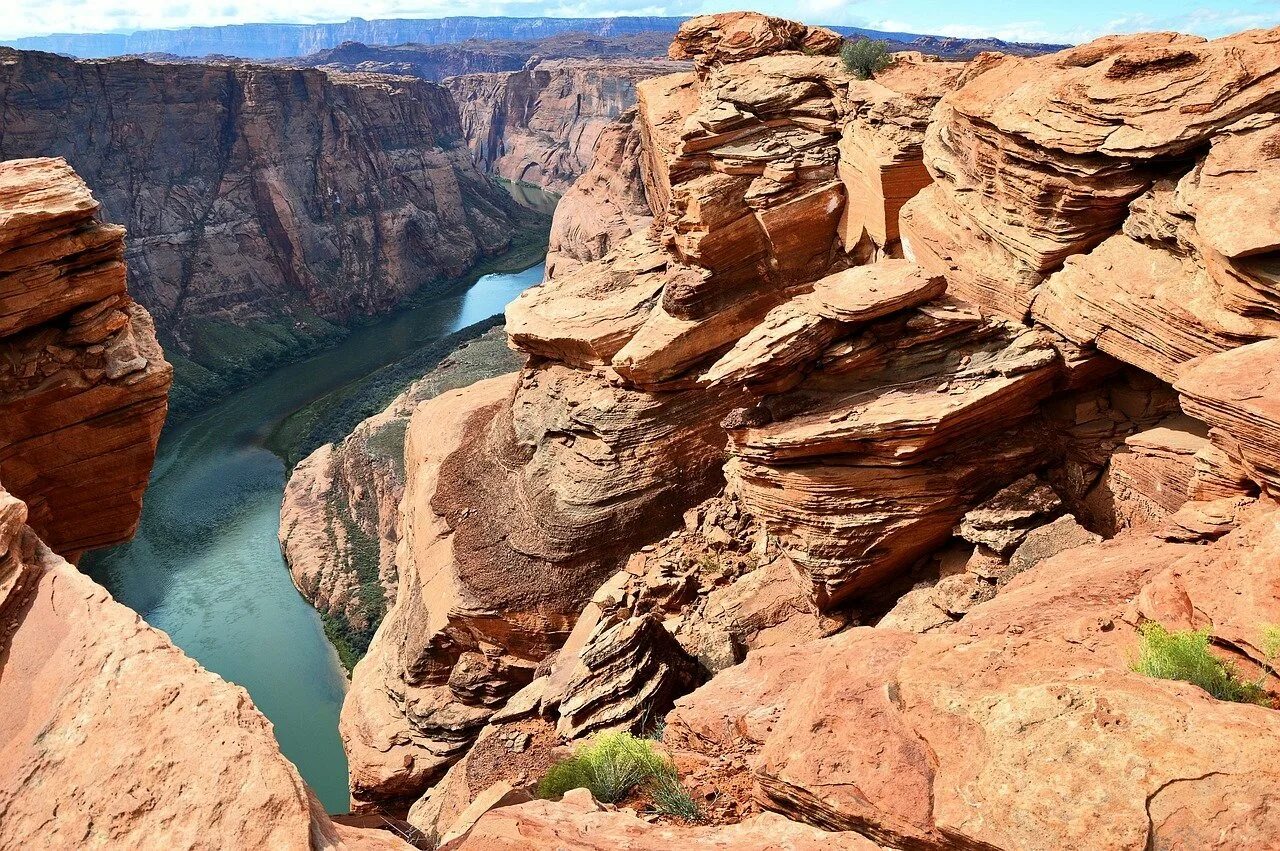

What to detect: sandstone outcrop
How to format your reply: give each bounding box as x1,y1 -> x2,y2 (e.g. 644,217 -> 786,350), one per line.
0,158 -> 170,559
545,108 -> 655,279
0,47 -> 531,413
447,59 -> 687,193
280,328 -> 520,666
340,16 -> 1280,849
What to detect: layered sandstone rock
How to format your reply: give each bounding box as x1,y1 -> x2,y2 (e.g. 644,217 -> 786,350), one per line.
280,327 -> 520,666
0,48 -> 529,411
0,158 -> 170,559
344,17 -> 1280,847
545,108 -> 655,279
663,504 -> 1280,850
903,29 -> 1280,326
446,59 -> 686,193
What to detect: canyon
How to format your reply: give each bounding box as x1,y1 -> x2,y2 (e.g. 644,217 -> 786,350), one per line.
5,8 -> 1280,851
0,47 -> 537,416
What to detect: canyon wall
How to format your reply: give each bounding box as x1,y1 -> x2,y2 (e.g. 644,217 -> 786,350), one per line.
335,12 -> 1280,850
0,47 -> 533,414
0,158 -> 407,849
445,59 -> 689,193
284,33 -> 674,82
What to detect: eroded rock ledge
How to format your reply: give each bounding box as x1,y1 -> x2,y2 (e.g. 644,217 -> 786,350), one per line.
338,12 -> 1280,850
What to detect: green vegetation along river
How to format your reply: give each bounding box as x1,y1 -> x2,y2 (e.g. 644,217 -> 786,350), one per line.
83,254 -> 546,813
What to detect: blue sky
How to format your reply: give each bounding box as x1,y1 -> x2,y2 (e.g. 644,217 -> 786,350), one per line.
4,0 -> 1279,43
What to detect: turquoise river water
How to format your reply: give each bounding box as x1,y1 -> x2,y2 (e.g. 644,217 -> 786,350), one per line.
84,261 -> 545,813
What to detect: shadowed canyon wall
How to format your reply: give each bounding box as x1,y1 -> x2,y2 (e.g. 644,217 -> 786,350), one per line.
445,59 -> 688,193
0,47 -> 533,414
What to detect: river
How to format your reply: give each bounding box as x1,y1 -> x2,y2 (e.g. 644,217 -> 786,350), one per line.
83,259 -> 546,813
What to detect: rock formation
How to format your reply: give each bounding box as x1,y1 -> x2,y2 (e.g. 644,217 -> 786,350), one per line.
0,159 -> 408,848
446,58 -> 687,193
280,328 -> 520,666
0,47 -> 532,413
0,158 -> 170,560
334,12 -> 1280,851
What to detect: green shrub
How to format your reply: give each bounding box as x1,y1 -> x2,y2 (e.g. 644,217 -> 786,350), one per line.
648,766 -> 704,822
1131,622 -> 1268,705
537,732 -> 671,803
841,38 -> 895,80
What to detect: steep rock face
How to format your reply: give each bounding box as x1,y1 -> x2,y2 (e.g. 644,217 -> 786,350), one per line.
280,328 -> 521,666
0,158 -> 170,559
0,48 -> 528,410
446,59 -> 687,193
544,108 -> 655,279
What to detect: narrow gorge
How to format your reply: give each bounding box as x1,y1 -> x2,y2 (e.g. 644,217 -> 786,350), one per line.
3,9 -> 1280,851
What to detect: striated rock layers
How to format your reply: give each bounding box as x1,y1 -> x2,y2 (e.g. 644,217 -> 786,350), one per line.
0,47 -> 531,412
0,158 -> 170,560
335,12 -> 1280,851
280,328 -> 521,667
446,58 -> 688,193
0,159 -> 405,848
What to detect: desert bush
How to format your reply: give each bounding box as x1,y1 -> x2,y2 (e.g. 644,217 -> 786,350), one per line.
648,766 -> 704,822
537,732 -> 704,821
537,732 -> 670,803
841,38 -> 894,80
1131,622 -> 1267,705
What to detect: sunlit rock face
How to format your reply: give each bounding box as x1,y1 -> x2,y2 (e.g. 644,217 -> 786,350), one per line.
0,157 -> 170,560
343,16 -> 1280,851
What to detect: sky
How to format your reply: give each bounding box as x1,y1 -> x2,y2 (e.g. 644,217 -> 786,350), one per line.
3,0 -> 1279,44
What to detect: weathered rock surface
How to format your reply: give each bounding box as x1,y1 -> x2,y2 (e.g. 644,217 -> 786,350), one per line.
545,108 -> 656,279
344,360 -> 736,808
666,504 -> 1280,850
445,793 -> 886,850
904,29 -> 1280,324
0,48 -> 529,411
447,59 -> 686,193
0,158 -> 170,559
281,327 -> 521,666
1178,339 -> 1280,496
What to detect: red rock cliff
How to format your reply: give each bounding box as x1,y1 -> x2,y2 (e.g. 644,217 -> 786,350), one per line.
339,12 -> 1280,851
